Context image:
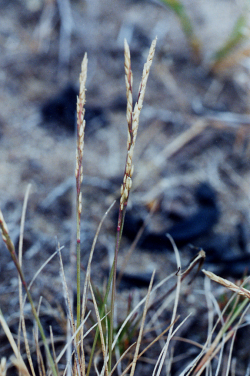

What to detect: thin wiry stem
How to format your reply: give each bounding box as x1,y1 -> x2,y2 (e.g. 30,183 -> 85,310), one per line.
129,271 -> 155,376
81,200 -> 115,375
17,184 -> 36,376
89,282 -> 109,376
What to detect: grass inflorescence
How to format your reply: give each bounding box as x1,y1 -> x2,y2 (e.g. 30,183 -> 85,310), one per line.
0,36 -> 250,376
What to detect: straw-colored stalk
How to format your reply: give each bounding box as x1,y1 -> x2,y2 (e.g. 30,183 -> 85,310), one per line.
75,53 -> 88,333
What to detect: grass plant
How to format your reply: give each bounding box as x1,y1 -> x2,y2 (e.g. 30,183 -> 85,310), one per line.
160,0 -> 249,73
0,36 -> 250,376
160,0 -> 201,63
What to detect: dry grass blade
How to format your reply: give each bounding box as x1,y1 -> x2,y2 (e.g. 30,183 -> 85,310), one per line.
18,306 -> 35,376
34,328 -> 45,376
148,249 -> 204,324
50,326 -> 60,376
203,276 -> 224,376
17,184 -> 36,376
56,311 -> 91,364
99,308 -> 110,376
0,358 -> 6,376
154,260 -> 197,328
139,316 -> 180,359
153,235 -> 182,376
57,247 -> 83,375
34,297 -> 46,376
0,359 -> 6,376
182,315 -> 225,374
0,311 -> 31,376
154,313 -> 192,376
18,184 -> 31,264
110,343 -> 136,376
81,200 -> 115,374
56,309 -> 110,365
194,297 -> 250,376
89,282 -> 109,376
202,270 -> 250,299
115,318 -> 180,376
0,209 -> 58,375
58,248 -> 75,333
10,356 -> 31,376
172,336 -> 204,351
112,271 -> 177,352
81,200 -> 116,321
225,301 -> 250,376
190,275 -> 250,375
194,329 -> 235,376
129,270 -> 155,376
94,351 -> 102,376
28,247 -> 63,291
118,274 -> 178,376
177,250 -> 206,279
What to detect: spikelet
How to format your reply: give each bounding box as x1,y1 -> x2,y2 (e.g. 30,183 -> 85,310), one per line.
203,269 -> 250,299
120,38 -> 157,210
76,53 -> 88,215
0,209 -> 9,243
0,209 -> 15,256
